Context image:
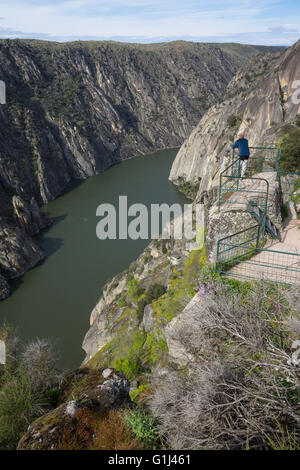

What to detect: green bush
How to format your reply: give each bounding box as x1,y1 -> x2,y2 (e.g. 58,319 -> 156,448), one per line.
118,298 -> 127,308
127,278 -> 145,301
0,322 -> 60,449
112,357 -> 143,381
0,366 -> 43,449
125,409 -> 158,444
279,127 -> 300,172
227,114 -> 242,129
112,330 -> 147,380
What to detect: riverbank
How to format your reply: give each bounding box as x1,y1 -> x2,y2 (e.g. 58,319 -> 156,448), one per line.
0,149 -> 188,368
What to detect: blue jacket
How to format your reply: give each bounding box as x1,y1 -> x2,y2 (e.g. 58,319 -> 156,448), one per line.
232,138 -> 250,157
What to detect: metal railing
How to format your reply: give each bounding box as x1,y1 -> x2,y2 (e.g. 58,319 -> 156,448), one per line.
216,230 -> 300,286
231,146 -> 281,177
218,158 -> 270,224
215,146 -> 300,286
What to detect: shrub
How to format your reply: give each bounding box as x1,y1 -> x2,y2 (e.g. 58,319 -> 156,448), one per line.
118,298 -> 127,308
124,409 -> 158,445
150,282 -> 300,450
0,366 -> 43,449
144,284 -> 166,304
0,322 -> 61,449
127,278 -> 145,301
227,114 -> 242,129
21,338 -> 59,392
112,357 -> 143,381
144,330 -> 168,366
130,384 -> 149,401
112,331 -> 146,380
279,127 -> 300,172
137,284 -> 167,322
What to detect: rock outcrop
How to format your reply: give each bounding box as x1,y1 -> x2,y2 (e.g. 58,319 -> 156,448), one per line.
0,39 -> 246,209
12,195 -> 51,236
0,218 -> 44,282
1,39 -> 273,298
18,367 -> 132,450
169,40 -> 300,201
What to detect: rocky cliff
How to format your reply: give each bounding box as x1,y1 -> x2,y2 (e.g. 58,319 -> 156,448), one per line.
18,367 -> 135,450
169,40 -> 300,200
81,41 -> 300,396
1,39 -> 272,298
0,39 -> 244,208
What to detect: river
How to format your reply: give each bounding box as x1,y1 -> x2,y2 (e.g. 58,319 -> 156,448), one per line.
0,149 -> 188,369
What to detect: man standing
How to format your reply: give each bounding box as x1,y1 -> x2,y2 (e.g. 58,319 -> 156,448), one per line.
232,132 -> 250,177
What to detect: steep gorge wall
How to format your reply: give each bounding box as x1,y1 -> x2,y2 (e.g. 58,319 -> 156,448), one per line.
0,39 -> 255,296
169,40 -> 300,202
0,40 -> 242,208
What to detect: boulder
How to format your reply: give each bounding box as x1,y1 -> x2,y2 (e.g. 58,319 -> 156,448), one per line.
12,195 -> 51,236
18,367 -> 132,450
286,201 -> 298,220
140,304 -> 155,332
0,218 -> 45,279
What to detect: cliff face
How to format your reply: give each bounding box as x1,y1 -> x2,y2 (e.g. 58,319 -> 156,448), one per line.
169,40 -> 300,199
0,39 -> 266,296
81,41 -> 299,386
0,40 -> 243,207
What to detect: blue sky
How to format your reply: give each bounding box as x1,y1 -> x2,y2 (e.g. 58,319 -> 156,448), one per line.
0,0 -> 299,45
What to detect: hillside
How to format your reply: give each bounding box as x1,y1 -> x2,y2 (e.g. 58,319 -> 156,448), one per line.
169,40 -> 300,198
0,39 -> 299,450
0,39 -> 276,298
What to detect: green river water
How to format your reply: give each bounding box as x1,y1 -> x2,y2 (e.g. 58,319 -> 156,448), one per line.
0,149 -> 188,369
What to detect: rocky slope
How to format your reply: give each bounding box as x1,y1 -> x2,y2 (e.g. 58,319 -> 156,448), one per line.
18,367 -> 134,450
169,40 -> 300,199
0,39 -> 243,208
1,39 -> 273,298
81,41 -> 300,394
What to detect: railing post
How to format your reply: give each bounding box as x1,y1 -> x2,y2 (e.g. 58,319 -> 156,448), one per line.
215,240 -> 220,272
237,159 -> 241,190
276,149 -> 281,180
255,224 -> 261,248
218,174 -> 222,212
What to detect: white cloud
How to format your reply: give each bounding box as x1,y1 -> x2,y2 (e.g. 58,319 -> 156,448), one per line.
0,0 -> 298,45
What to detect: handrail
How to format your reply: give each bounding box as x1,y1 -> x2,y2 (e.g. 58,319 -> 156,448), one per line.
215,147 -> 300,285
216,223 -> 260,243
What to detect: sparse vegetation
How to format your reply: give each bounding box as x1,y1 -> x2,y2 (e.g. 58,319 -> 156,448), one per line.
150,281 -> 300,450
124,408 -> 158,446
177,176 -> 200,199
227,114 -> 242,130
279,126 -> 300,172
0,323 -> 60,449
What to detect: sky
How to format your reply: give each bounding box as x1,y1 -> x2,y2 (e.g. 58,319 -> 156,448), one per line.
0,0 -> 299,45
